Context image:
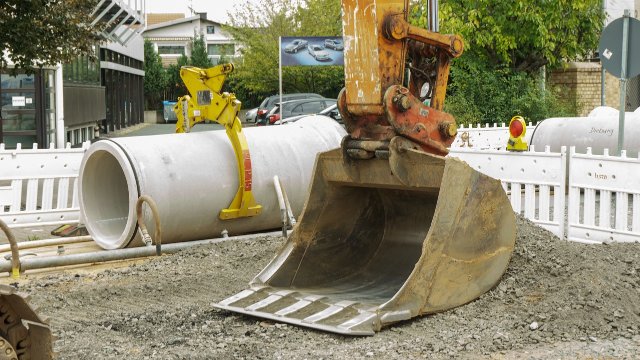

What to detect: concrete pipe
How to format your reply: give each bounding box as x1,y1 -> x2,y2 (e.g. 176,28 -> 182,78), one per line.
587,106 -> 640,119
530,112 -> 640,157
79,116 -> 346,249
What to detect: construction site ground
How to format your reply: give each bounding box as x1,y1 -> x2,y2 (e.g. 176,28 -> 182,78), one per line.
1,216 -> 638,359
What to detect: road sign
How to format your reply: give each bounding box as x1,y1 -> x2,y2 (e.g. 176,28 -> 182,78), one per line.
598,16 -> 640,79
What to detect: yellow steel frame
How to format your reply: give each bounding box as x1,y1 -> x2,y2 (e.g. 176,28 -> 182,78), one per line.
174,64 -> 262,220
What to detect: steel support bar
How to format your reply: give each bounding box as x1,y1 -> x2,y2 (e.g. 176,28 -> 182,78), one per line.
0,231 -> 286,274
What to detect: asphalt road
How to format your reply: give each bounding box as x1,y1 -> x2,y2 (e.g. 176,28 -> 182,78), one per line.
106,119 -> 256,138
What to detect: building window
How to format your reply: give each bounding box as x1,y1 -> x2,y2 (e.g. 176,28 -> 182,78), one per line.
207,44 -> 234,56
158,45 -> 185,55
206,25 -> 215,34
63,44 -> 100,85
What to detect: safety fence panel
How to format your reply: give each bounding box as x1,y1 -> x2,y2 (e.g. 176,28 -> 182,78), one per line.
451,122 -> 538,150
449,146 -> 566,238
567,147 -> 640,244
0,142 -> 89,228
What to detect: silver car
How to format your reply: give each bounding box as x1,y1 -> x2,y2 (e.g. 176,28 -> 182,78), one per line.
324,39 -> 344,51
284,39 -> 308,53
308,45 -> 330,61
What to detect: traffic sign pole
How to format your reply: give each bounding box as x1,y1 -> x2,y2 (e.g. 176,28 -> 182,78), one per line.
598,10 -> 640,156
618,10 -> 630,156
601,0 -> 607,106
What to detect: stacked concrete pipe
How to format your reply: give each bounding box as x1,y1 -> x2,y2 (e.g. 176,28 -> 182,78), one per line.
530,106 -> 640,157
79,116 -> 346,250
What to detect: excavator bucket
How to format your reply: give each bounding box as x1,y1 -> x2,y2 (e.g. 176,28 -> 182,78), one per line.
215,137 -> 516,335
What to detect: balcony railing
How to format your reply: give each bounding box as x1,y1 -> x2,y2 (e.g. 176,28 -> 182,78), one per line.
90,0 -> 145,45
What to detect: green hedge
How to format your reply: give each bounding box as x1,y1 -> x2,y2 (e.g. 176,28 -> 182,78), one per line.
445,62 -> 577,125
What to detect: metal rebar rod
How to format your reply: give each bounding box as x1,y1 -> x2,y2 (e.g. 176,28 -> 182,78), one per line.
0,236 -> 93,253
0,231 -> 287,275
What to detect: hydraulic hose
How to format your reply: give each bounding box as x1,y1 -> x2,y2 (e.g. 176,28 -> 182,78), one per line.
136,195 -> 162,256
273,176 -> 288,240
0,219 -> 21,279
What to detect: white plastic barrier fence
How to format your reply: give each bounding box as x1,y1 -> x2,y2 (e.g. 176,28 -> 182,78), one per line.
451,122 -> 537,150
4,136 -> 639,244
449,145 -> 567,238
568,147 -> 640,244
0,142 -> 89,228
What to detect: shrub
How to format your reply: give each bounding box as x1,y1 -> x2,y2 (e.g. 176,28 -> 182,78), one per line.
445,62 -> 576,125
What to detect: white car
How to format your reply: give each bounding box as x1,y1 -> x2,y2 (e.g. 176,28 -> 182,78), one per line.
244,107 -> 258,122
308,45 -> 331,61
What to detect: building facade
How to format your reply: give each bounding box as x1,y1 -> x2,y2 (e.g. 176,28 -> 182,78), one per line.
143,13 -> 239,67
0,0 -> 146,149
0,68 -> 57,148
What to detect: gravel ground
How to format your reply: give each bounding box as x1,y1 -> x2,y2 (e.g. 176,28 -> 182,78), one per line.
12,216 -> 640,359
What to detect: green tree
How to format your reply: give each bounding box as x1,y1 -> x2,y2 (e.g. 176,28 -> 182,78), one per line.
409,0 -> 602,123
225,0 -> 344,107
0,0 -> 102,74
164,36 -> 214,102
166,55 -> 189,102
143,40 -> 168,110
412,0 -> 604,72
190,35 -> 213,68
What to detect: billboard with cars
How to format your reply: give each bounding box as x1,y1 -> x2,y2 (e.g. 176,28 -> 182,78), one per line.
280,36 -> 344,66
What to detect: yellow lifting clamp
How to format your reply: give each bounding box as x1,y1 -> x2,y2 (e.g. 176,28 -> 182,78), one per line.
174,64 -> 262,220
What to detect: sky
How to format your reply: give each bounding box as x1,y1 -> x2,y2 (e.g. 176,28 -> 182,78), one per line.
145,0 -> 257,24
145,0 -> 639,25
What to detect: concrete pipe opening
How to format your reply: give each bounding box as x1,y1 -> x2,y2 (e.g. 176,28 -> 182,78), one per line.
79,116 -> 347,250
79,141 -> 139,250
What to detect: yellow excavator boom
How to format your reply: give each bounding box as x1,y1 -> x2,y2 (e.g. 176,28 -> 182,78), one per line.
215,0 -> 516,335
174,64 -> 261,220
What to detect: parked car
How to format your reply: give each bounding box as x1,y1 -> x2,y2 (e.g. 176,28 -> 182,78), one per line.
244,107 -> 258,122
255,93 -> 324,125
284,39 -> 308,53
308,45 -> 331,61
266,98 -> 337,125
274,103 -> 342,125
324,39 -> 344,51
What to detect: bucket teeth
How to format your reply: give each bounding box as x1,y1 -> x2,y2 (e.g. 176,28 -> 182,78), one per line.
217,147 -> 516,335
302,300 -> 357,323
274,295 -> 327,317
214,288 -> 378,335
216,289 -> 258,307
245,290 -> 296,312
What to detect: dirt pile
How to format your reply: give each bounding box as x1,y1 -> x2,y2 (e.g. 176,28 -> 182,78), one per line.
13,216 -> 640,359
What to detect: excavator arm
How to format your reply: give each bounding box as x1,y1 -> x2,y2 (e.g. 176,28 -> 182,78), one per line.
174,64 -> 261,220
338,0 -> 462,156
215,0 -> 516,335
